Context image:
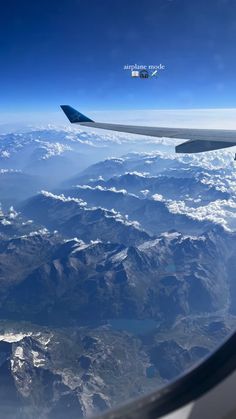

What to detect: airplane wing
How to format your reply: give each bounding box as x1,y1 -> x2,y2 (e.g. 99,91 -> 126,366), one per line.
60,105 -> 236,154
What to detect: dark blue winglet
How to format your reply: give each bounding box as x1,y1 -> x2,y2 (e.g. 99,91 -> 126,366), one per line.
60,105 -> 94,123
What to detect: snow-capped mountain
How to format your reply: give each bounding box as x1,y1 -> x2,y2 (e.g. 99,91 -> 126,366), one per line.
0,221 -> 233,325
57,185 -> 211,235
64,150 -> 236,232
0,215 -> 233,417
86,172 -> 229,203
20,191 -> 151,246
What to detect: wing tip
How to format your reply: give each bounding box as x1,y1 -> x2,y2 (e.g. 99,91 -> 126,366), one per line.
60,105 -> 94,123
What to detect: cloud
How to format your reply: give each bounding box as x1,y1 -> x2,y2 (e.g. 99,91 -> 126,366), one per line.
36,141 -> 72,160
84,108 -> 236,130
40,190 -> 87,206
125,171 -> 149,177
3,107 -> 236,134
167,198 -> 236,231
152,194 -> 164,201
76,184 -> 128,195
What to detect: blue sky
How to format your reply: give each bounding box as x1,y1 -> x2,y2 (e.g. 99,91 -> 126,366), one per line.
1,0 -> 236,122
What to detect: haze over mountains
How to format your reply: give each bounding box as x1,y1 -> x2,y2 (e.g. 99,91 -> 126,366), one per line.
0,127 -> 236,418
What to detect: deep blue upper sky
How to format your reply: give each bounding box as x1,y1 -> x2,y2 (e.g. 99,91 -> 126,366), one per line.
1,0 -> 236,115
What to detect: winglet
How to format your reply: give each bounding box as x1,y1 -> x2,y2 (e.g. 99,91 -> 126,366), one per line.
60,105 -> 94,123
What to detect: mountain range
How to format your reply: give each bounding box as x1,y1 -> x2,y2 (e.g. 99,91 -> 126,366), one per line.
0,127 -> 235,417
